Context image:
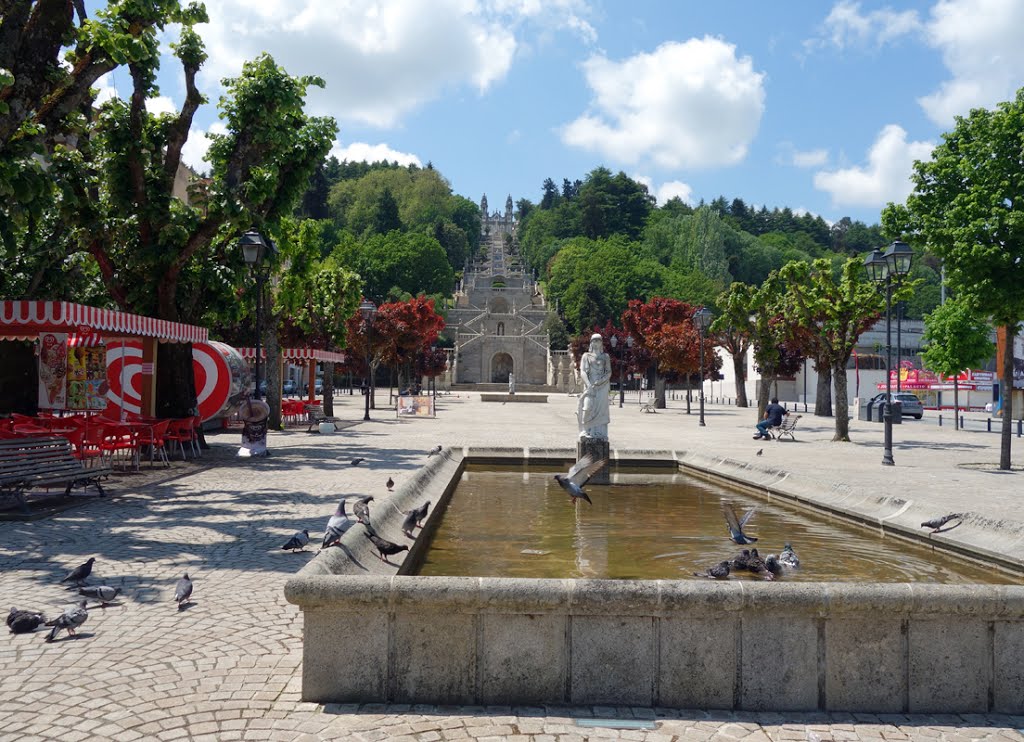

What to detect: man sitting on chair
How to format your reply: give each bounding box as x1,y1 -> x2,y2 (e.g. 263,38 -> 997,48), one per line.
755,398 -> 787,440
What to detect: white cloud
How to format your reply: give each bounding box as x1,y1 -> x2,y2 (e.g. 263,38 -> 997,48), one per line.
561,37 -> 765,169
195,0 -> 593,128
815,0 -> 921,49
181,122 -> 228,171
656,180 -> 694,205
92,73 -> 120,105
813,124 -> 933,207
918,0 -> 1024,125
330,141 -> 421,167
146,95 -> 178,116
791,148 -> 829,168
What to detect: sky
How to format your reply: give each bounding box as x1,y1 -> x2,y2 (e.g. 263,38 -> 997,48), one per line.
91,0 -> 1024,226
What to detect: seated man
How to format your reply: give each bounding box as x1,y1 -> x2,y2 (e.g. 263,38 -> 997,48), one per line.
755,397 -> 787,440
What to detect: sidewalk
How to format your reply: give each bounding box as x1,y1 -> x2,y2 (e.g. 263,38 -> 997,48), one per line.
0,392 -> 1021,741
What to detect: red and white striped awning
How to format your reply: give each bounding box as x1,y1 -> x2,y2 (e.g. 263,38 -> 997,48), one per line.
0,300 -> 208,343
239,347 -> 347,364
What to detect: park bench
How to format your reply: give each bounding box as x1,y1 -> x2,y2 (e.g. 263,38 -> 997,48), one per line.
640,402 -> 657,413
0,436 -> 113,514
305,404 -> 339,433
768,414 -> 801,441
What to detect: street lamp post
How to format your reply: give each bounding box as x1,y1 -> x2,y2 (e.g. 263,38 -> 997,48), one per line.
609,334 -> 634,408
359,299 -> 377,421
240,229 -> 276,400
694,307 -> 714,427
864,241 -> 913,466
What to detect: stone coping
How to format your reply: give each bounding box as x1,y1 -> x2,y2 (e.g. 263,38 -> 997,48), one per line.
479,393 -> 548,403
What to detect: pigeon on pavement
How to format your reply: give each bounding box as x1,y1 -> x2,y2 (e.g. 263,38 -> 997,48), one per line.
693,561 -> 731,579
353,496 -> 373,525
364,527 -> 409,564
281,530 -> 310,552
386,477 -> 394,491
554,454 -> 606,505
174,573 -> 193,610
427,445 -> 442,457
8,607 -> 47,634
722,503 -> 758,544
45,600 -> 88,641
756,449 -> 763,456
320,498 -> 354,551
921,513 -> 963,533
350,457 -> 365,467
60,557 -> 95,587
78,585 -> 121,606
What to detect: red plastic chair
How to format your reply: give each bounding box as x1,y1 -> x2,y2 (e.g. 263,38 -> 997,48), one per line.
137,419 -> 171,468
100,423 -> 140,470
164,418 -> 195,460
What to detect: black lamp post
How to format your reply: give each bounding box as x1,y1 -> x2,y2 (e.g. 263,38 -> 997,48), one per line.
864,240 -> 913,466
694,307 -> 714,427
359,299 -> 377,421
609,333 -> 634,408
240,229 -> 275,400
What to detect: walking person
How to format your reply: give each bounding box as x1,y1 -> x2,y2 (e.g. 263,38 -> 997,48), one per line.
755,397 -> 787,440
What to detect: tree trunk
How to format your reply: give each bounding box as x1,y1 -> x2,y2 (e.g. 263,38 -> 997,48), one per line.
832,360 -> 851,441
654,365 -> 666,409
953,379 -> 959,431
155,342 -> 196,419
323,366 -> 335,417
265,301 -> 282,430
1000,324 -> 1014,470
756,375 -> 772,419
815,363 -> 833,417
685,379 -> 691,414
733,352 -> 748,407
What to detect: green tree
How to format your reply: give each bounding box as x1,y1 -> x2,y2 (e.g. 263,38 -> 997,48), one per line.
711,282 -> 757,407
371,186 -> 402,235
921,298 -> 994,430
347,230 -> 453,301
884,87 -> 1024,469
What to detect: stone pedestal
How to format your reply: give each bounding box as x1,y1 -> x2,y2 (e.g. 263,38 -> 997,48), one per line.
576,437 -> 610,484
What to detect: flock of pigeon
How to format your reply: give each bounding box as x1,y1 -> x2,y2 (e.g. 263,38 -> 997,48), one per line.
281,445 -> 443,565
8,556 -> 193,641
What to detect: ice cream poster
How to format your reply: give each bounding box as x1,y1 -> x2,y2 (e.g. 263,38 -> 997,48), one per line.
38,332 -> 69,409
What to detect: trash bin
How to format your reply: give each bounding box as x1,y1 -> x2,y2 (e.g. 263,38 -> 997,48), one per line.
873,399 -> 902,424
890,400 -> 903,424
858,399 -> 874,421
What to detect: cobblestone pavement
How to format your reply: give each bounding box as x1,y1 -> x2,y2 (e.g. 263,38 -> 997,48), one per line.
1,393 -> 1022,741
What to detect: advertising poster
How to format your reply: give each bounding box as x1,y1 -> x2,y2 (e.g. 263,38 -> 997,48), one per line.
37,332 -> 68,409
66,346 -> 108,410
396,395 -> 436,418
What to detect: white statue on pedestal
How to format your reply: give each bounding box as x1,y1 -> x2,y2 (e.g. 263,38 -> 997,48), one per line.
577,333 -> 611,440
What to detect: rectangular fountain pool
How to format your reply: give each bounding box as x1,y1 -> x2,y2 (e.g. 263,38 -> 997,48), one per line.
417,464 -> 1015,583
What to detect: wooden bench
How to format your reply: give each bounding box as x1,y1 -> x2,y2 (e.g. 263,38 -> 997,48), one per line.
640,402 -> 657,413
0,436 -> 113,514
768,414 -> 801,441
305,404 -> 339,433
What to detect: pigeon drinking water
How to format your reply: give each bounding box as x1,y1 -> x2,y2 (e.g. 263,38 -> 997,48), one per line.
8,607 -> 46,634
320,498 -> 354,551
554,454 -> 607,505
353,495 -> 373,525
45,600 -> 88,641
721,503 -> 758,544
78,586 -> 120,606
174,573 -> 193,610
60,557 -> 95,587
281,530 -> 310,552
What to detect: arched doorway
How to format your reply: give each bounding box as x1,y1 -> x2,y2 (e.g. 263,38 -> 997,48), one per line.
491,353 -> 513,383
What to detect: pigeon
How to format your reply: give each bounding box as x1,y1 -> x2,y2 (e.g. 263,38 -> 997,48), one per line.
401,508 -> 419,540
8,607 -> 46,634
281,530 -> 310,552
45,600 -> 88,641
320,498 -> 353,551
364,528 -> 410,564
353,496 -> 374,525
730,549 -> 752,571
745,549 -> 775,580
386,477 -> 394,491
427,445 -> 442,457
921,513 -> 963,533
722,503 -> 758,544
764,555 -> 784,577
60,557 -> 95,587
174,573 -> 193,610
779,543 -> 800,569
554,454 -> 607,505
350,457 -> 365,467
78,585 -> 121,606
412,500 -> 431,527
693,561 -> 731,579
756,449 -> 763,456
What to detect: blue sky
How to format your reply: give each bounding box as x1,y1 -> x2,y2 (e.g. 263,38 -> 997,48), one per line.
93,0 -> 1024,226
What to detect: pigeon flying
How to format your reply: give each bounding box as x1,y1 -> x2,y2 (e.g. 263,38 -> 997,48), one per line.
45,600 -> 88,641
60,557 -> 95,587
386,477 -> 394,491
78,585 -> 121,606
8,607 -> 46,634
721,502 -> 758,544
320,498 -> 353,551
364,528 -> 409,564
554,454 -> 606,505
281,530 -> 310,552
693,561 -> 731,579
921,513 -> 963,533
174,573 -> 193,610
353,495 -> 374,525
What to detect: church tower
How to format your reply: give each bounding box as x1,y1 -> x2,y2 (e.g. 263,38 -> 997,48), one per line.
480,193 -> 488,217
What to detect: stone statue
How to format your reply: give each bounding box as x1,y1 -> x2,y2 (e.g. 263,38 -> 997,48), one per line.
508,372 -> 515,395
577,333 -> 611,440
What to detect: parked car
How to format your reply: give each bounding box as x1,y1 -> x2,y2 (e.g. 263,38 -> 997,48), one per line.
871,392 -> 924,419
282,379 -> 297,395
